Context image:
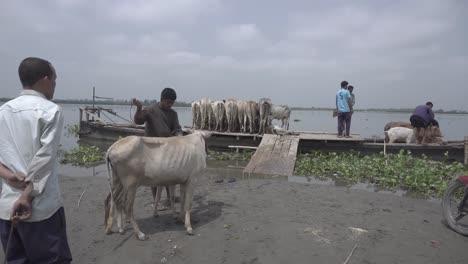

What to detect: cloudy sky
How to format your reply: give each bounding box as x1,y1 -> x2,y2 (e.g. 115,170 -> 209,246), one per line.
1,0 -> 467,109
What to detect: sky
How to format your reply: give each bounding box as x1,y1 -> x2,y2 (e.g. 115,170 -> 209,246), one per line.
0,0 -> 467,109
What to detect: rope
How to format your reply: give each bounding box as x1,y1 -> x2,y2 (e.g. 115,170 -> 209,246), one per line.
100,111 -> 117,125
4,215 -> 17,264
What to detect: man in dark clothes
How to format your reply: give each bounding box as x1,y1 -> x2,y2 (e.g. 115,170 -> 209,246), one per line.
132,87 -> 183,208
132,88 -> 183,137
410,102 -> 439,128
410,102 -> 439,144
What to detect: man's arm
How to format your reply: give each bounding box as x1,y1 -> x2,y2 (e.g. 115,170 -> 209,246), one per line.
132,98 -> 149,125
430,108 -> 435,119
347,92 -> 353,111
0,163 -> 26,189
335,95 -> 338,110
172,112 -> 183,136
25,109 -> 63,197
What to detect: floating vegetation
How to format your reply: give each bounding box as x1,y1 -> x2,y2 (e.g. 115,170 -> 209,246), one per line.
294,150 -> 468,197
64,124 -> 80,137
208,150 -> 254,161
60,145 -> 105,167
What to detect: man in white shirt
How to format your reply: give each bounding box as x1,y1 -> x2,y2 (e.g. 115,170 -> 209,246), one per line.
0,57 -> 72,263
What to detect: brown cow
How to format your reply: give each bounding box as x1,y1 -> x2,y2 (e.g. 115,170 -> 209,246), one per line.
416,126 -> 443,144
384,121 -> 413,131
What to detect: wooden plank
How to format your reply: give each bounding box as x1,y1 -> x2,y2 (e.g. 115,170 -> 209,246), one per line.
294,130 -> 360,136
261,135 -> 299,176
254,135 -> 285,175
251,134 -> 278,173
265,135 -> 297,176
286,136 -> 300,175
243,134 -> 300,177
244,134 -> 278,174
227,146 -> 258,150
299,133 -> 362,142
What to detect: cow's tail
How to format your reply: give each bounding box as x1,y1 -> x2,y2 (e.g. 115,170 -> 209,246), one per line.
104,147 -> 114,226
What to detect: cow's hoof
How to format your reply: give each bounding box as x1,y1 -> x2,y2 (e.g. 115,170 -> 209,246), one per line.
137,233 -> 149,241
118,228 -> 125,234
105,229 -> 113,235
186,228 -> 194,235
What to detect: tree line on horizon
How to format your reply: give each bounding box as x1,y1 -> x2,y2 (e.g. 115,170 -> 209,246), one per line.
0,97 -> 466,114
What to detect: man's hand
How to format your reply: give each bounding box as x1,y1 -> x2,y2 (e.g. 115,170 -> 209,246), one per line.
11,190 -> 32,223
4,172 -> 27,190
132,98 -> 143,108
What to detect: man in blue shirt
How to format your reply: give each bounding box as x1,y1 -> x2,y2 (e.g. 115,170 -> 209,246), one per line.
336,81 -> 353,137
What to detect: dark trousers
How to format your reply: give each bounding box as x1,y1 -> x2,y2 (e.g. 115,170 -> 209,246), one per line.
338,112 -> 351,136
0,207 -> 72,264
410,115 -> 439,128
410,115 -> 428,128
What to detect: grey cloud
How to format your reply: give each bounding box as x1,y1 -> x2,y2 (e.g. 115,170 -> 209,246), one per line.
0,0 -> 466,110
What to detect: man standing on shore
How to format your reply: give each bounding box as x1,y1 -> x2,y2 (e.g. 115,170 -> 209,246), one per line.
0,57 -> 72,263
336,81 -> 353,138
132,88 -> 183,209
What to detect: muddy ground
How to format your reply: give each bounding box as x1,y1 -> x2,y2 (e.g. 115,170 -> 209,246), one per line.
1,165 -> 468,264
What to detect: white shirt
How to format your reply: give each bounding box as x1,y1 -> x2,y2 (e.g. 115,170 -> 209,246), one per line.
0,90 -> 64,221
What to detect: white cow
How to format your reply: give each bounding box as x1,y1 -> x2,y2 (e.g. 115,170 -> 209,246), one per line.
384,127 -> 416,144
258,98 -> 272,134
237,101 -> 248,133
270,104 -> 291,130
211,100 -> 226,132
245,101 -> 258,134
200,98 -> 213,130
104,132 -> 210,240
191,101 -> 201,129
224,99 -> 238,133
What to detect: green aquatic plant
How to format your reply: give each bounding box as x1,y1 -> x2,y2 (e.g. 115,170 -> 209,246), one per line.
60,145 -> 105,167
294,150 -> 468,197
207,150 -> 254,161
64,124 -> 80,137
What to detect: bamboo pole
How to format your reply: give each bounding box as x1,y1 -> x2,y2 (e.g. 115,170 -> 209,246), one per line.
464,136 -> 468,165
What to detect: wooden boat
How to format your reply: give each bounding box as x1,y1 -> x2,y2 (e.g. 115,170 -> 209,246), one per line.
78,107 -> 467,162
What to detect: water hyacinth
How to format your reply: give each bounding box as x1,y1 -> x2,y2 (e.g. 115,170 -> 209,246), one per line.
60,145 -> 105,167
294,150 -> 468,197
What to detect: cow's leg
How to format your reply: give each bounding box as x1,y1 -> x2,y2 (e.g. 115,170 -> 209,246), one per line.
117,209 -> 124,234
183,182 -> 195,235
125,182 -> 147,240
243,115 -> 247,133
168,185 -> 177,219
178,184 -> 187,224
153,186 -> 163,217
249,116 -> 254,134
105,192 -> 114,234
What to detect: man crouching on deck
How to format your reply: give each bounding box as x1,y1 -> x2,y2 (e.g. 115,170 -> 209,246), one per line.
132,87 -> 183,210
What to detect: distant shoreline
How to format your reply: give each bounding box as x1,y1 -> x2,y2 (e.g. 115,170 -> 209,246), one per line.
1,98 -> 466,115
